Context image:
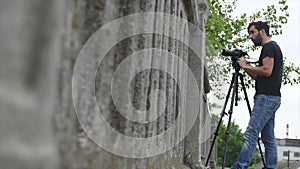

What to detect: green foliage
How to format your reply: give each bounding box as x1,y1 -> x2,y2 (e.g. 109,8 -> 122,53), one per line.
216,116 -> 243,167
251,149 -> 262,166
206,0 -> 300,99
206,2 -> 298,165
212,114 -> 262,167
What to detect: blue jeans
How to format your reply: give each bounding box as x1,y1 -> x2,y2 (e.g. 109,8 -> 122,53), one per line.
231,94 -> 281,169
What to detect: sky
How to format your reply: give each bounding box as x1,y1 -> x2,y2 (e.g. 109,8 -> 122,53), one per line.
210,0 -> 300,139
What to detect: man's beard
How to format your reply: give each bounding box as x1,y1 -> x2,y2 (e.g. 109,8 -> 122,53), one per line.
252,33 -> 262,46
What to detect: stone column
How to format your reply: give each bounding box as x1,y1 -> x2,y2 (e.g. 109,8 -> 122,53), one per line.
0,0 -> 213,168
0,0 -> 64,168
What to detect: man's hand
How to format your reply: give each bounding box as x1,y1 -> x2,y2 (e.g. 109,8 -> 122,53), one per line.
238,57 -> 256,79
238,57 -> 247,69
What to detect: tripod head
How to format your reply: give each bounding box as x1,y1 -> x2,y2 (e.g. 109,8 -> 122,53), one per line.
222,49 -> 248,69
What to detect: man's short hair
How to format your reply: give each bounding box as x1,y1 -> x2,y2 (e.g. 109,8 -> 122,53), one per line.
247,21 -> 270,36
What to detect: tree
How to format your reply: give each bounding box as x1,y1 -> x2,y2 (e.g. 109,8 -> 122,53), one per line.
205,0 -> 300,100
217,117 -> 244,167
207,1 -> 295,167
213,115 -> 261,167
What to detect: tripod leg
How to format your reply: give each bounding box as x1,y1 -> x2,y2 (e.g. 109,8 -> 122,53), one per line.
205,73 -> 235,167
222,71 -> 239,169
239,74 -> 266,167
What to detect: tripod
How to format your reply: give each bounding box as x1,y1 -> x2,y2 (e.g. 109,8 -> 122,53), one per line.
205,68 -> 266,169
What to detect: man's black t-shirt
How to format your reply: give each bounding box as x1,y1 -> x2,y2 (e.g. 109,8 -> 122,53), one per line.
255,41 -> 283,97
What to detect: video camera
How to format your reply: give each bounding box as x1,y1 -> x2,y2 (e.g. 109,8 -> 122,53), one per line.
222,49 -> 248,68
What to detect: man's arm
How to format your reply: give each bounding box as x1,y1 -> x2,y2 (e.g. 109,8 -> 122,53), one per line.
238,57 -> 274,80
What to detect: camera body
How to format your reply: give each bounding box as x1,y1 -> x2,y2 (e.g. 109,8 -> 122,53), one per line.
222,49 -> 247,68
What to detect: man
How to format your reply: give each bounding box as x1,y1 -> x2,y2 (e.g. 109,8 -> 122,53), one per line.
231,21 -> 283,169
